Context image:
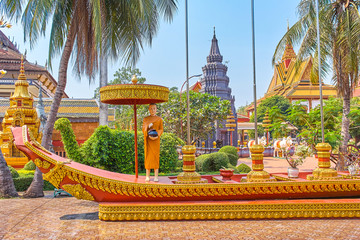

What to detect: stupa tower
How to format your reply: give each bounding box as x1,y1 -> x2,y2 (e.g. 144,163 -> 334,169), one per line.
0,56 -> 42,168
200,28 -> 237,146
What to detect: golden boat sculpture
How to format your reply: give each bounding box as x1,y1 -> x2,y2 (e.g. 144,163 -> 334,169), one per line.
11,125 -> 360,203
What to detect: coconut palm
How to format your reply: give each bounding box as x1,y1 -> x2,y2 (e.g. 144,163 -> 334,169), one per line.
1,0 -> 177,197
273,0 -> 360,170
0,19 -> 18,198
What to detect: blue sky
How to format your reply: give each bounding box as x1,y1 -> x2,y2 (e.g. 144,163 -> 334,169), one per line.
2,0 -> 301,108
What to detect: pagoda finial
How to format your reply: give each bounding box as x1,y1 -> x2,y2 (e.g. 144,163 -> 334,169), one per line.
287,19 -> 289,31
213,26 -> 216,37
18,55 -> 26,80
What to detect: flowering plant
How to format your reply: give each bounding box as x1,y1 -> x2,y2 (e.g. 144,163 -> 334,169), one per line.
282,144 -> 312,168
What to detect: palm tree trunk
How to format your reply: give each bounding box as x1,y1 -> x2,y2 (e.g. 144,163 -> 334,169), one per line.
99,55 -> 108,126
23,167 -> 44,198
338,95 -> 351,171
0,151 -> 18,198
24,30 -> 74,198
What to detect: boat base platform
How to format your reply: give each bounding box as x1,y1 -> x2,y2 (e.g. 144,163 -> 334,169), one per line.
99,198 -> 360,221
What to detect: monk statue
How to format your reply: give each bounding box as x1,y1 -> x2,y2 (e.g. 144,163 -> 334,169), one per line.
142,103 -> 163,182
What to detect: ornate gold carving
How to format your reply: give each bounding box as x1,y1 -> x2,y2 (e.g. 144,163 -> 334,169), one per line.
43,162 -> 66,188
62,184 -> 94,201
100,84 -> 169,104
33,158 -> 51,169
98,201 -> 360,221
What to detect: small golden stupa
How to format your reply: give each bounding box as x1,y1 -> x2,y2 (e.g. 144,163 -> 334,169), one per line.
0,56 -> 42,168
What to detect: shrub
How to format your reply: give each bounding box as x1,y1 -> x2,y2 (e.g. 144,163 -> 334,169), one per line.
54,118 -> 84,162
17,170 -> 35,177
237,163 -> 251,173
23,160 -> 36,170
8,166 -> 19,178
195,154 -> 209,172
225,153 -> 238,166
159,133 -> 184,173
81,126 -> 135,173
12,176 -> 54,191
202,152 -> 229,172
219,145 -> 238,156
137,132 -> 184,173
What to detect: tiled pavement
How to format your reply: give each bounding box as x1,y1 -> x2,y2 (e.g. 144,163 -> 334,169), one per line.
1,157 -> 359,240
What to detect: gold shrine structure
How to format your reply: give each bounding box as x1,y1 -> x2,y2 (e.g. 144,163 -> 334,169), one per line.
0,57 -> 42,168
246,29 -> 337,115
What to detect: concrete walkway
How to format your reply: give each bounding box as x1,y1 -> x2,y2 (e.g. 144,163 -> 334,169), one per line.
1,192 -> 360,240
237,156 -> 335,173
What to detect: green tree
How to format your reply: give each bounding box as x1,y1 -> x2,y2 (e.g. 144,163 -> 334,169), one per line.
156,91 -> 230,142
252,95 -> 291,122
273,0 -> 360,169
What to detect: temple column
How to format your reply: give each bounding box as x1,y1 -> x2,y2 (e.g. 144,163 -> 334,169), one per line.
176,145 -> 207,184
307,143 -> 339,180
247,145 -> 273,182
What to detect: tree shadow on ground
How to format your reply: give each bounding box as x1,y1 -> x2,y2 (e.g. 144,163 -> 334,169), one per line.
60,212 -> 99,220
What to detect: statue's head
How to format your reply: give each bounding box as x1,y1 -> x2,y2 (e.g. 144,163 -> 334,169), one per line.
149,103 -> 157,116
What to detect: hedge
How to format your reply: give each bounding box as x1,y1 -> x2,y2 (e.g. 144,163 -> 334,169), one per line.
8,166 -> 19,178
202,152 -> 230,172
237,163 -> 252,173
219,145 -> 238,156
23,160 -> 36,170
195,154 -> 209,172
225,152 -> 238,166
12,177 -> 54,191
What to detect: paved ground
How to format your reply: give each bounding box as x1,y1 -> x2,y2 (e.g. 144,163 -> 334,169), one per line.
237,156 -> 329,173
1,158 -> 357,240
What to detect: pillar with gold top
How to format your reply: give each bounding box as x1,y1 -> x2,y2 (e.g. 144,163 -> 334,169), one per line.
262,110 -> 271,145
176,145 -> 207,184
247,145 -> 274,182
306,143 -> 340,180
225,110 -> 236,146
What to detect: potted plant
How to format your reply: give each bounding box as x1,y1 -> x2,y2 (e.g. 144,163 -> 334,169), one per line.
219,167 -> 234,181
282,144 -> 312,178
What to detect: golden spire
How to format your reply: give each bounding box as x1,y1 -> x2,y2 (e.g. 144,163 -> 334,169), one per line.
281,22 -> 296,64
11,55 -> 31,99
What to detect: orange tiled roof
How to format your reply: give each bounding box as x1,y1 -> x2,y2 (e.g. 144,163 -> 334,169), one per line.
0,98 -> 113,120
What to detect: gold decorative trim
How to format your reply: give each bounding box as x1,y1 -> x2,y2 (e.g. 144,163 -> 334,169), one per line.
62,184 -> 94,201
100,84 -> 169,104
34,158 -> 51,169
99,201 -> 360,221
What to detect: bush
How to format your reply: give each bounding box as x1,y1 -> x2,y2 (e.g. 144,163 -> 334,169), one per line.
225,153 -> 238,166
12,176 -> 54,191
23,160 -> 36,170
202,152 -> 229,172
237,163 -> 251,173
219,145 -> 238,156
81,126 -> 135,173
195,154 -> 209,172
8,166 -> 19,178
159,133 -> 184,173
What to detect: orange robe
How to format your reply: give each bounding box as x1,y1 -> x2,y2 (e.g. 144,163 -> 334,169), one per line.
142,115 -> 163,170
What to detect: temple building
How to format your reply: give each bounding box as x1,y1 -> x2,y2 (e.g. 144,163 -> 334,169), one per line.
0,31 -> 113,167
199,29 -> 237,147
246,30 -> 337,116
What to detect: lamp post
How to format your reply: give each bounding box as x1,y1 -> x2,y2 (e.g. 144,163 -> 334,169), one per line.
307,0 -> 339,180
179,74 -> 202,140
176,0 -> 206,184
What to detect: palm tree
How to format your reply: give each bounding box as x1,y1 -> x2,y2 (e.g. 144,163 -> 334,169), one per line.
1,0 -> 177,197
0,18 -> 18,198
273,0 -> 360,170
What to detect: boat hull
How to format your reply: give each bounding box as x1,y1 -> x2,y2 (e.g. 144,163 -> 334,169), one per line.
12,126 -> 360,203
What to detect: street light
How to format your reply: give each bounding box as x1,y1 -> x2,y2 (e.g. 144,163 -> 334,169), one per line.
179,74 -> 202,140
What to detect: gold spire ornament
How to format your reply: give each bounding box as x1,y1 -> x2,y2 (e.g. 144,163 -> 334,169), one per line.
0,55 -> 42,168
